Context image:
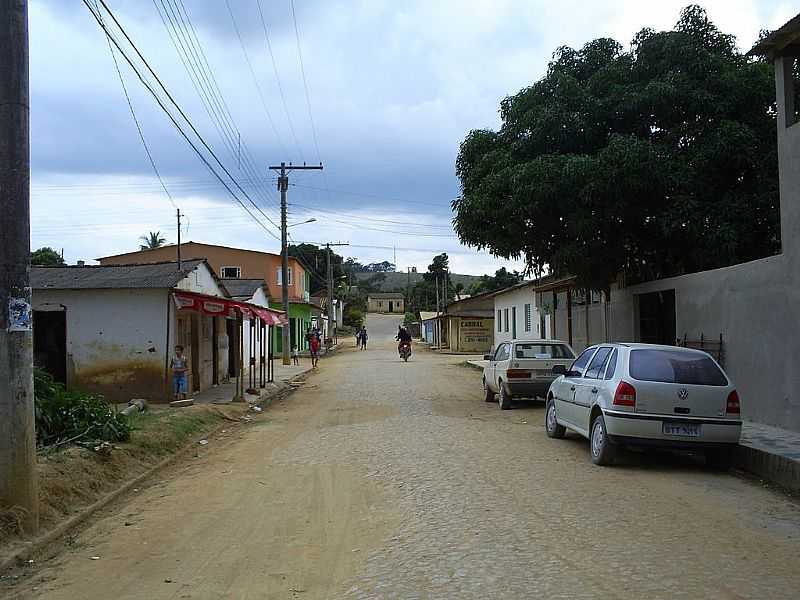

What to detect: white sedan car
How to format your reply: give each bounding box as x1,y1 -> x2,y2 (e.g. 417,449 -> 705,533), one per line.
482,340 -> 576,409
545,343 -> 742,467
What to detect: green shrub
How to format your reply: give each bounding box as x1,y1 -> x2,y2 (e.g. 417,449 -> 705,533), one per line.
34,369 -> 130,447
343,306 -> 364,328
403,312 -> 417,326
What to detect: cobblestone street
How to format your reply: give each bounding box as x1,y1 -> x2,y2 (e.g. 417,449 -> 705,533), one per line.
8,314 -> 800,599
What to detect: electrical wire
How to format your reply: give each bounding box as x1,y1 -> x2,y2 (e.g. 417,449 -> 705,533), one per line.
155,0 -> 282,222
255,0 -> 303,159
82,0 -> 280,241
289,202 -> 454,229
95,2 -> 178,212
223,0 -> 289,159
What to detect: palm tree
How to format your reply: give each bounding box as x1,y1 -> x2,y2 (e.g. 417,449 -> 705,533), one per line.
139,231 -> 166,250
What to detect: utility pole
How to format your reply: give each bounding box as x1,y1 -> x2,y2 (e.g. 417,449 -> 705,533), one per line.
269,162 -> 323,365
325,242 -> 348,344
0,0 -> 38,534
176,208 -> 182,269
435,275 -> 440,349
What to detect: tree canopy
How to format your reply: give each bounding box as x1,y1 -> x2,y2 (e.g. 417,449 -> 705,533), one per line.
31,247 -> 65,266
453,5 -> 779,289
468,267 -> 524,295
139,231 -> 166,250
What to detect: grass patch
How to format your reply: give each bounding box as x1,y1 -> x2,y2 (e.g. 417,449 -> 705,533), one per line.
127,409 -> 222,455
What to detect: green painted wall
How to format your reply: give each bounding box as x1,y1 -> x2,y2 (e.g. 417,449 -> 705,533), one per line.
269,301 -> 313,353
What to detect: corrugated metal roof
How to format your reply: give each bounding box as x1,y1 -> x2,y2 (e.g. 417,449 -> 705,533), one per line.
748,13 -> 800,56
367,292 -> 405,299
31,260 -> 207,290
221,278 -> 267,299
419,311 -> 438,321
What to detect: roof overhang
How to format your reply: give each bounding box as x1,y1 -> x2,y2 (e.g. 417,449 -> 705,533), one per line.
749,13 -> 800,58
173,290 -> 287,326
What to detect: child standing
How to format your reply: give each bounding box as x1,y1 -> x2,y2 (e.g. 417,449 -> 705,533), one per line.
291,345 -> 300,366
170,345 -> 189,401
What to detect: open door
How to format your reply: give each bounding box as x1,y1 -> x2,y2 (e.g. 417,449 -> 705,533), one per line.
637,290 -> 676,345
33,310 -> 67,384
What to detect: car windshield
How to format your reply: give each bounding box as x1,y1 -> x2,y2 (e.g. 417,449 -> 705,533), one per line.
629,349 -> 728,386
514,343 -> 575,359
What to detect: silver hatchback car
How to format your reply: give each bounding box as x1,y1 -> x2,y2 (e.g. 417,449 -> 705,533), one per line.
545,343 -> 742,467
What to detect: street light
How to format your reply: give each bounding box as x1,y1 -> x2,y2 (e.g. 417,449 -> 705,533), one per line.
287,218 -> 316,228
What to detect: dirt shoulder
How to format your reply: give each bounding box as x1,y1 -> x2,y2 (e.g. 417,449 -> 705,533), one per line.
0,403 -> 246,567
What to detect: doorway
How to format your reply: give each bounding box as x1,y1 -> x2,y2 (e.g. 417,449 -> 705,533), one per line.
33,310 -> 67,383
389,301 -> 394,312
212,317 -> 219,385
637,290 -> 676,345
227,318 -> 238,378
190,314 -> 201,392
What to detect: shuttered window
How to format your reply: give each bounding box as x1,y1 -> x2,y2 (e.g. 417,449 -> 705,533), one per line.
524,303 -> 531,332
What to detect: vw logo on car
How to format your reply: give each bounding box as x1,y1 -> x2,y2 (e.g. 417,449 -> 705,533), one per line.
678,388 -> 689,401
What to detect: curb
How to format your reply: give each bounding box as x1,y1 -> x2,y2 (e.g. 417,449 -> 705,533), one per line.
0,370 -> 313,574
734,444 -> 800,494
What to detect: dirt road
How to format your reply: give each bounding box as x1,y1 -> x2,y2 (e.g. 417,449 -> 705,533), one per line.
6,313 -> 800,599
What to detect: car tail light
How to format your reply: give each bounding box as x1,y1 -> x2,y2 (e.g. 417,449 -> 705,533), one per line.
506,369 -> 531,379
613,381 -> 636,407
726,390 -> 740,415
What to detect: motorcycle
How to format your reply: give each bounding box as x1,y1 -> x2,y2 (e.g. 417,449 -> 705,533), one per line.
399,341 -> 412,362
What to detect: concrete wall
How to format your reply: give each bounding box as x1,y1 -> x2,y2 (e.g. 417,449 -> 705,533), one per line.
608,253 -> 800,431
493,285 -> 543,346
34,289 -> 169,402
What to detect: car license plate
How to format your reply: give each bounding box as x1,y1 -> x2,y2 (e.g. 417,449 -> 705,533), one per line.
662,422 -> 701,437
534,369 -> 552,379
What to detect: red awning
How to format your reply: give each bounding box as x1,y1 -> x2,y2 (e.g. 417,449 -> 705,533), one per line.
173,290 -> 288,326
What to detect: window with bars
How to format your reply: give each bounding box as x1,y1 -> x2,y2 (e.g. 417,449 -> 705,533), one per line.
504,308 -> 509,332
497,310 -> 502,332
524,303 -> 531,332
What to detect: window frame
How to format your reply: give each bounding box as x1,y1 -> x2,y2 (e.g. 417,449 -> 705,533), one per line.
603,348 -> 618,380
584,346 -> 613,379
524,303 -> 531,332
497,310 -> 502,332
276,266 -> 293,286
220,266 -> 241,279
569,346 -> 598,378
494,342 -> 510,362
503,308 -> 509,333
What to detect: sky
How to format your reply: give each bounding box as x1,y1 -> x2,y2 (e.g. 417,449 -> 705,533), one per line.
29,0 -> 794,275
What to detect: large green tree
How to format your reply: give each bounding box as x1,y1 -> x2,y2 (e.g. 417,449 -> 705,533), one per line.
31,247 -> 65,266
453,5 -> 779,290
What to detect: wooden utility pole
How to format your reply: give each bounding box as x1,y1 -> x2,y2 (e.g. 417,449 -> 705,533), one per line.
176,208 -> 182,269
0,0 -> 38,534
268,161 -> 323,365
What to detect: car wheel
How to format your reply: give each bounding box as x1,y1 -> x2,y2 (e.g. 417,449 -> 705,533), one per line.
705,447 -> 732,471
483,378 -> 495,403
498,384 -> 512,410
545,399 -> 566,439
590,414 -> 616,466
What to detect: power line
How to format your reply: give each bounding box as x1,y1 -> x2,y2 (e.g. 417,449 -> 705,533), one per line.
223,0 -> 289,158
83,0 -> 280,241
95,2 -> 177,211
255,0 -> 303,158
155,0 -> 282,221
288,182 -> 455,209
289,0 -> 322,163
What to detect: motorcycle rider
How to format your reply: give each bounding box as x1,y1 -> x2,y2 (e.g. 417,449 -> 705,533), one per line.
396,325 -> 412,355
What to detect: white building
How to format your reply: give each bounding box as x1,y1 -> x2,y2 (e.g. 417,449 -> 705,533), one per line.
32,260 -> 284,403
492,281 -> 551,346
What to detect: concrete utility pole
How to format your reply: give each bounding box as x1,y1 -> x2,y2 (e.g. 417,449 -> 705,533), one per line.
0,0 -> 38,534
435,275 -> 440,348
269,161 -> 323,365
176,208 -> 182,269
325,242 -> 348,343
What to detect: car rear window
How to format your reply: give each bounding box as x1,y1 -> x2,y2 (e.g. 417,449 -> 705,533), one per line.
629,349 -> 728,386
515,344 -> 575,359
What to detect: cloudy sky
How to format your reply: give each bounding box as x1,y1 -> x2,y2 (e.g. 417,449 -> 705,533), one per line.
30,0 -> 792,275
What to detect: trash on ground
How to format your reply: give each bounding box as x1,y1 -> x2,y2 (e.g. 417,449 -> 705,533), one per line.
198,439 -> 209,446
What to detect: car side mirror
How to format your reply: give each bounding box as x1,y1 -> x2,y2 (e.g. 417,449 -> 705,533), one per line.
551,364 -> 567,375
483,354 -> 492,361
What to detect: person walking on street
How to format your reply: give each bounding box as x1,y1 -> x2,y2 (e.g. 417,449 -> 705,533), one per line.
360,327 -> 368,350
310,333 -> 320,368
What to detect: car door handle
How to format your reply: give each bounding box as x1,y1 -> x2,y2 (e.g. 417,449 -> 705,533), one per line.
591,388 -> 598,394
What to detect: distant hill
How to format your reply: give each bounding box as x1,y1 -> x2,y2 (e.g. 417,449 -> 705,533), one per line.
353,271 -> 483,292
